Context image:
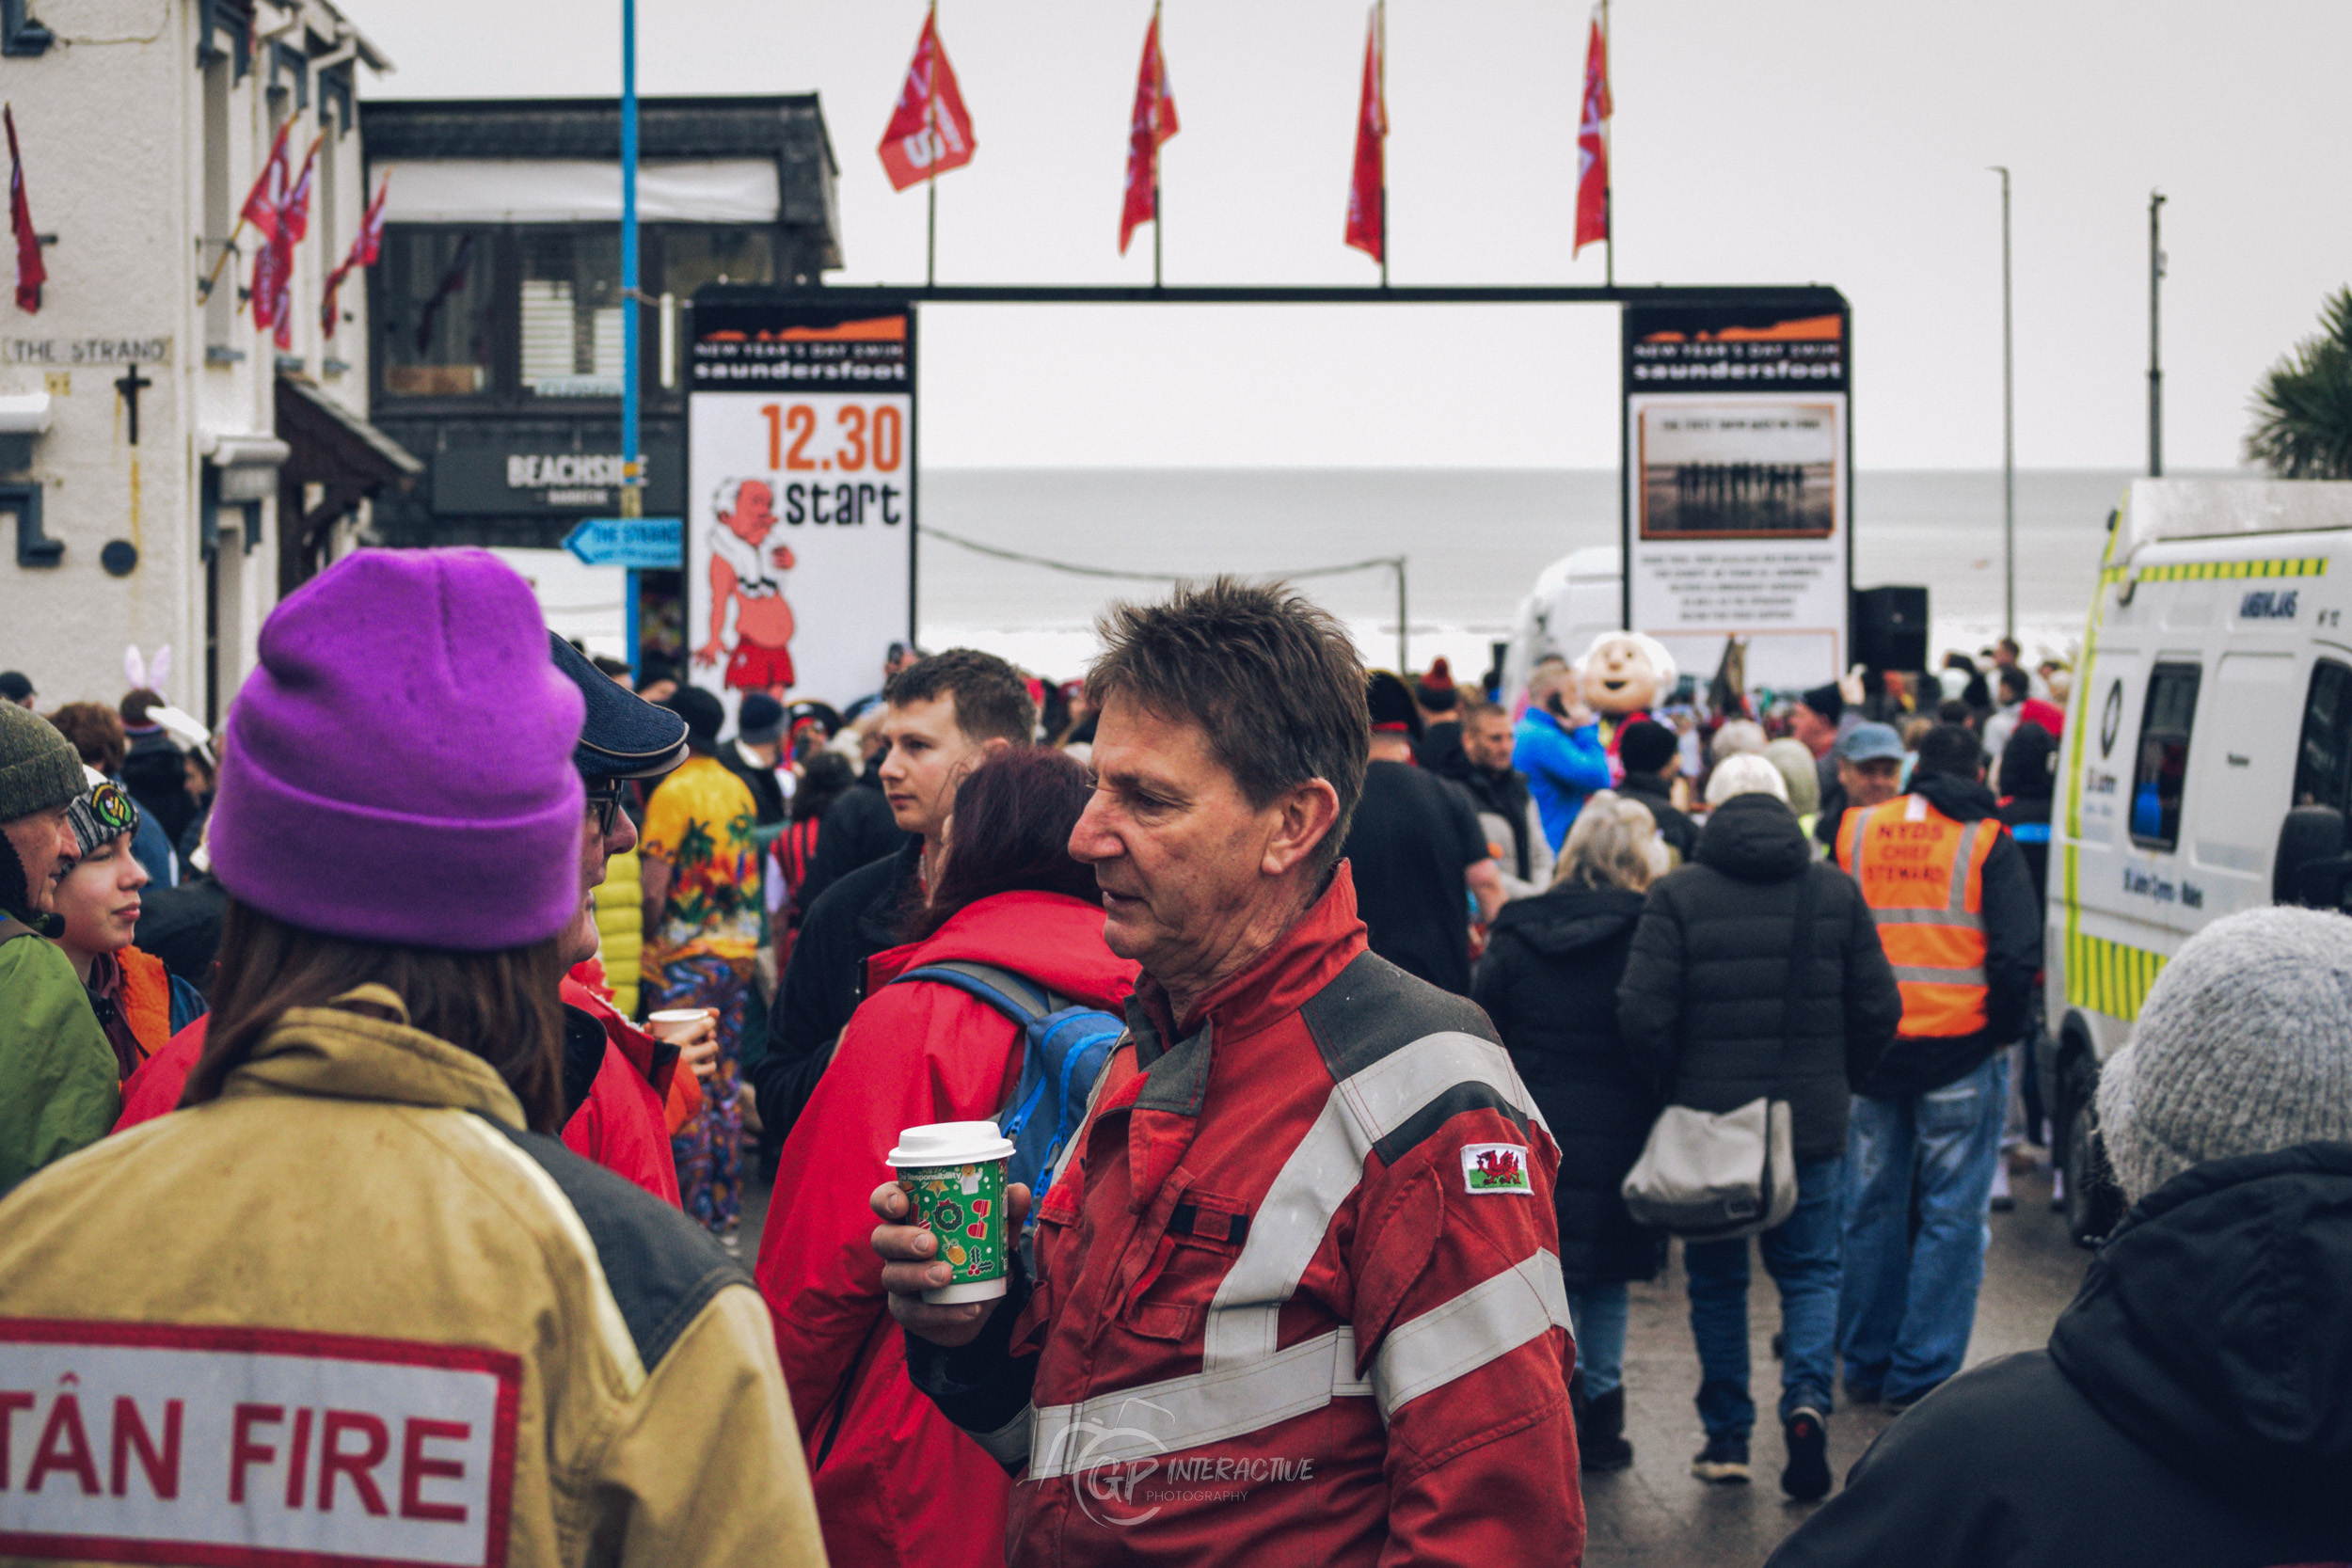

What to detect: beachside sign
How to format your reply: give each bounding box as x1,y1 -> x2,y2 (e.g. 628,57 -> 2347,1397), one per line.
685,297 -> 916,716
1622,302 -> 1851,690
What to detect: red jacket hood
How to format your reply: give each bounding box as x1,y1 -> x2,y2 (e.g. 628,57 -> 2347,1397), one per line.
866,889 -> 1137,1012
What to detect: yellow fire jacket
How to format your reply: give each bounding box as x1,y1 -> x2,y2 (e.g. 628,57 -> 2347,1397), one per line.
0,989 -> 826,1568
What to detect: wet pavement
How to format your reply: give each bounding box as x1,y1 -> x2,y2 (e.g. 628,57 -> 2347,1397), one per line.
1583,1164 -> 2089,1567
739,1157 -> 2089,1568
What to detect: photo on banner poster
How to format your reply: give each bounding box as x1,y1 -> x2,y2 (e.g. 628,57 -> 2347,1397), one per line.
1620,296 -> 1851,689
686,299 -> 915,718
1639,402 -> 1837,540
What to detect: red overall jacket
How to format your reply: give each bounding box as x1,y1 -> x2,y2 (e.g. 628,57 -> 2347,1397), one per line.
756,890 -> 1138,1568
913,865 -> 1583,1566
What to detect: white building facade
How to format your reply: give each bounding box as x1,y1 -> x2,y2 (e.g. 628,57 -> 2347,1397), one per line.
0,0 -> 412,726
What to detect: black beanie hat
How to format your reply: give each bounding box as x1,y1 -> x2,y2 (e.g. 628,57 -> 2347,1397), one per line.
661,687 -> 725,752
1617,718 -> 1678,775
1798,682 -> 1844,722
1366,672 -> 1425,741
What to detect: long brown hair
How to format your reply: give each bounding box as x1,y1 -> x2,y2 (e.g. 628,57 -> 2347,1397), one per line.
186,897 -> 568,1132
901,747 -> 1099,944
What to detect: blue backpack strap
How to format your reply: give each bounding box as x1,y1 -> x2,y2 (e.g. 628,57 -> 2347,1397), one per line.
888,959 -> 1061,1023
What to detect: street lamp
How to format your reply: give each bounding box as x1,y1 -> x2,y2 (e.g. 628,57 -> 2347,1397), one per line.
1991,166 -> 2014,643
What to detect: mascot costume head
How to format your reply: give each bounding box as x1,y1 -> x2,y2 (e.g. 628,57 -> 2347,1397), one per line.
1577,632 -> 1677,778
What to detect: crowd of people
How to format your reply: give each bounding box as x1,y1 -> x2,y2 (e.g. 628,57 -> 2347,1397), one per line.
0,570 -> 2343,1567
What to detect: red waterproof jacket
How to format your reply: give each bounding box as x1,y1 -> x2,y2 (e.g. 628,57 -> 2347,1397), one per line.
756,890 -> 1138,1568
559,971 -> 687,1205
114,975 -> 688,1208
909,865 -> 1583,1566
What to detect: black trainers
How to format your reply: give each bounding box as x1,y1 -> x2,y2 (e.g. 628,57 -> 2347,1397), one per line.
1691,1432 -> 1751,1483
1781,1407 -> 1830,1500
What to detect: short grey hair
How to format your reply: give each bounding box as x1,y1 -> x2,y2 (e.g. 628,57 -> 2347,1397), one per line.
1708,720 -> 1768,764
1704,752 -> 1788,807
1553,790 -> 1662,893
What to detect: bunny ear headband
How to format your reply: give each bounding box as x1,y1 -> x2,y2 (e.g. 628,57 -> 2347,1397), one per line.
123,645 -> 172,699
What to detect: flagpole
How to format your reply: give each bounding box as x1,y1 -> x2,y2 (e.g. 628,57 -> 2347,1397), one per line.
1600,0 -> 1613,288
926,0 -> 939,289
1376,0 -> 1388,290
1152,0 -> 1163,290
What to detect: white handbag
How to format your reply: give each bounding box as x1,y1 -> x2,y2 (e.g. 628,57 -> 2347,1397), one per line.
1620,1096 -> 1798,1242
1620,865 -> 1813,1242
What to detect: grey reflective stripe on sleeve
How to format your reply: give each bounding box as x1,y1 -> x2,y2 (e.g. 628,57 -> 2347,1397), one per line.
970,1403 -> 1034,1472
1372,1250 -> 1570,1420
1202,1030 -> 1540,1371
1028,1328 -> 1366,1480
1889,963 -> 1989,986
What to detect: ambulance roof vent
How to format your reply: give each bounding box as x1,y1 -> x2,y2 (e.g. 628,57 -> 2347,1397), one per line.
2120,479 -> 2352,563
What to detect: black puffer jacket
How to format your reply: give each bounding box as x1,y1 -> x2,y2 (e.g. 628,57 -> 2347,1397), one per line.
1472,883 -> 1665,1288
1768,1143 -> 2352,1568
1616,792 -> 1902,1161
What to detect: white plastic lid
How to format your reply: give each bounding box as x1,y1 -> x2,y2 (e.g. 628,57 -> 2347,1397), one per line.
887,1120 -> 1016,1168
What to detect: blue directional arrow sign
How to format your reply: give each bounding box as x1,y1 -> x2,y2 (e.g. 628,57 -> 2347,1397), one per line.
563,516 -> 684,569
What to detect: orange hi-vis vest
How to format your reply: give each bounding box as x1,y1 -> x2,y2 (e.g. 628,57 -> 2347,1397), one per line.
1836,794 -> 2003,1039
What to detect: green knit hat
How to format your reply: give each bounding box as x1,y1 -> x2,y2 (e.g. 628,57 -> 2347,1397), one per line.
0,701 -> 85,822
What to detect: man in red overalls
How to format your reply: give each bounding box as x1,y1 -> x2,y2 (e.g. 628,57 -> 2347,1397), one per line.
871,579 -> 1585,1566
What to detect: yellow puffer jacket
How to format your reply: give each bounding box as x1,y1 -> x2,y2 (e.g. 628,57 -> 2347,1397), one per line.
597,848 -> 643,1018
0,989 -> 824,1568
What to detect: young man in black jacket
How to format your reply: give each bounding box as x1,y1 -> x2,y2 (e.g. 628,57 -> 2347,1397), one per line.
1832,723 -> 2041,1418
750,651 -> 1032,1149
1769,908 -> 2352,1567
1617,773 -> 1903,1497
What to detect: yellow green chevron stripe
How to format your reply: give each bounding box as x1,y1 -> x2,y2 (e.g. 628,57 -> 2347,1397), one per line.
2128,557 -> 2328,583
2064,929 -> 2168,1022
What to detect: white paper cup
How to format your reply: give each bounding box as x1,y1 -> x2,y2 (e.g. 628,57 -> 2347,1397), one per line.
646,1007 -> 715,1044
887,1121 -> 1018,1304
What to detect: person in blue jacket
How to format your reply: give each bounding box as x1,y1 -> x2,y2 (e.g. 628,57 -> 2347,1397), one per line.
1516,659 -> 1613,850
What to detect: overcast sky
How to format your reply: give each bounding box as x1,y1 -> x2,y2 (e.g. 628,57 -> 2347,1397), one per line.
358,0 -> 2350,471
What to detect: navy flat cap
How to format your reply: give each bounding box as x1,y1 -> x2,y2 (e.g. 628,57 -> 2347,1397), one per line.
549,633 -> 691,781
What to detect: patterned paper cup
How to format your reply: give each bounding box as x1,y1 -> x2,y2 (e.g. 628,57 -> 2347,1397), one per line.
887,1121 -> 1018,1305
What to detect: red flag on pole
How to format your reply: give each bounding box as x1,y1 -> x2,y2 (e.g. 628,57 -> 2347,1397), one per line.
1119,9 -> 1180,256
251,136 -> 317,341
878,14 -> 977,194
5,106 -> 45,314
1574,4 -> 1611,255
240,119 -> 294,243
321,171 -> 389,338
1343,5 -> 1386,263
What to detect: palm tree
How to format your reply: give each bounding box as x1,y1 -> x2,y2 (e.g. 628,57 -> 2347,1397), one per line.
2247,288 -> 2352,478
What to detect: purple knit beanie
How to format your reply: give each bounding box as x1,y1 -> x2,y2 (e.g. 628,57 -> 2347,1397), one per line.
209,548 -> 585,951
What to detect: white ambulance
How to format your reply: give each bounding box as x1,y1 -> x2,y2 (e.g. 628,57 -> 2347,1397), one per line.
2050,478 -> 2352,1242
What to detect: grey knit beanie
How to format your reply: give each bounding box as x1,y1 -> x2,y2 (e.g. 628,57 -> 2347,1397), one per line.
2098,906 -> 2352,1203
0,701 -> 84,823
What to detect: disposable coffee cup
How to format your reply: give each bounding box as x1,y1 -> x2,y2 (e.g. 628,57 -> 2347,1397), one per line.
646,1008 -> 715,1044
887,1121 -> 1017,1305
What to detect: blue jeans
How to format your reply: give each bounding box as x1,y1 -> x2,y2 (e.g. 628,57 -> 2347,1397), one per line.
1682,1156 -> 1845,1439
1837,1052 -> 2009,1402
1566,1284 -> 1629,1400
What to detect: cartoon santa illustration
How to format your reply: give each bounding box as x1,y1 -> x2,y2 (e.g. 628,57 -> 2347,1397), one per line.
694,478 -> 798,697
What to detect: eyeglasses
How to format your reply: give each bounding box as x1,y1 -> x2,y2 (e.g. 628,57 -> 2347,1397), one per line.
586,781 -> 629,837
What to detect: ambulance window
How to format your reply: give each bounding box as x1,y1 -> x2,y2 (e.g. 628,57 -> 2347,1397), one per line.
2296,659 -> 2352,811
2130,662 -> 2201,850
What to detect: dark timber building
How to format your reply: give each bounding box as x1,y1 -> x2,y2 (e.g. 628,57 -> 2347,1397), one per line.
359,95 -> 841,562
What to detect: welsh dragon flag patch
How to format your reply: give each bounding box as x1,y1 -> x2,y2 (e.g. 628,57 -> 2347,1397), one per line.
1461,1143 -> 1531,1194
